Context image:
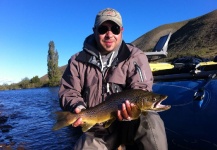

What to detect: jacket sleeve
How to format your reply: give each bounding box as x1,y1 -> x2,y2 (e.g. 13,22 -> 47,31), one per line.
58,55 -> 86,112
126,48 -> 153,91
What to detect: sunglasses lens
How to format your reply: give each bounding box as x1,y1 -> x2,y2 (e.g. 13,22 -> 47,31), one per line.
111,25 -> 120,35
97,25 -> 120,35
98,26 -> 108,34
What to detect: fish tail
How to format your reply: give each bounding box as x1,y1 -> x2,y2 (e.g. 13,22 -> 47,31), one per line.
52,111 -> 77,131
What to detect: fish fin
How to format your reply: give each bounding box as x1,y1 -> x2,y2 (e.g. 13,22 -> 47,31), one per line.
142,112 -> 148,116
52,111 -> 76,131
104,117 -> 116,128
81,123 -> 95,132
131,106 -> 141,119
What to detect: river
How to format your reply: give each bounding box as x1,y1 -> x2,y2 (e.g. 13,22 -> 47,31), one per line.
0,87 -> 81,150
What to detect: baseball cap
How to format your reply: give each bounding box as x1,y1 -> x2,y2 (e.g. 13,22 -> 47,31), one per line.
94,8 -> 122,27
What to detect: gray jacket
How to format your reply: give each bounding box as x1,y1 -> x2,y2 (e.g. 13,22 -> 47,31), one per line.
59,34 -> 153,111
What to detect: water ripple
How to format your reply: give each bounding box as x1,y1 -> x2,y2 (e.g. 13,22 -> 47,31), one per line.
0,87 -> 81,149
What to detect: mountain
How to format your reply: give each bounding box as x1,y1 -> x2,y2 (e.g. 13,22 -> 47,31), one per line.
132,9 -> 217,61
40,10 -> 217,81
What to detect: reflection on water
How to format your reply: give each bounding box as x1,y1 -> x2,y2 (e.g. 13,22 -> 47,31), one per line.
0,87 -> 82,150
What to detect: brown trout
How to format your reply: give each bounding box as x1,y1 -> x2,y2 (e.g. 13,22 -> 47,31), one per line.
53,89 -> 170,132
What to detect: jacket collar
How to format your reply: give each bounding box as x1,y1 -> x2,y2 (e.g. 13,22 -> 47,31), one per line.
76,35 -> 131,67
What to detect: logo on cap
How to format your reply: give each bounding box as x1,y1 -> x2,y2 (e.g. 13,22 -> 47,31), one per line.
101,9 -> 118,17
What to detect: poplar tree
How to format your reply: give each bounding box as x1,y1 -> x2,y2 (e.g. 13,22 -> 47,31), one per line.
47,41 -> 60,86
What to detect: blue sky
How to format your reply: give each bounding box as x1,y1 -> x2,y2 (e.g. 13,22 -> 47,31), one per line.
0,0 -> 216,85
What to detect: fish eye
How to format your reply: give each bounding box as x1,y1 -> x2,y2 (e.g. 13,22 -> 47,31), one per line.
153,98 -> 157,102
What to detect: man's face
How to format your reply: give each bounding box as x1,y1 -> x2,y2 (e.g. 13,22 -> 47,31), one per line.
94,21 -> 123,54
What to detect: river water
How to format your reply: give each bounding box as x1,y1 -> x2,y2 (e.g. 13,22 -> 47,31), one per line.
0,87 -> 82,150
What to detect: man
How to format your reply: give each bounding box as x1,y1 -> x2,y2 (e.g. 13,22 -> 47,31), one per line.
59,8 -> 168,150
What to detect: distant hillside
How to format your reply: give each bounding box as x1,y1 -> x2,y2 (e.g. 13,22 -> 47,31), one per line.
132,20 -> 188,52
132,9 -> 217,61
41,10 -> 217,81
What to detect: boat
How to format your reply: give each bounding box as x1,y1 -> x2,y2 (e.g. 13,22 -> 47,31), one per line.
146,33 -> 217,150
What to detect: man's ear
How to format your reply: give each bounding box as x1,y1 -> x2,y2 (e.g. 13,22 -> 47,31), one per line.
121,27 -> 124,32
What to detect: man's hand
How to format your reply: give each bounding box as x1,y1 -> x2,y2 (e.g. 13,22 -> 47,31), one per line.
117,100 -> 135,121
72,107 -> 83,127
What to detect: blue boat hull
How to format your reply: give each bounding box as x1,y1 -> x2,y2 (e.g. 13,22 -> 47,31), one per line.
153,79 -> 217,150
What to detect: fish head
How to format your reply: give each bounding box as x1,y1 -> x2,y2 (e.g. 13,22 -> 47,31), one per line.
136,91 -> 171,112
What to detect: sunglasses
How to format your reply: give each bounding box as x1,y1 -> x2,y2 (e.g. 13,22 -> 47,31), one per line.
97,25 -> 121,35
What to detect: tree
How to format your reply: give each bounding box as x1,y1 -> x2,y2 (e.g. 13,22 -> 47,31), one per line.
30,76 -> 40,83
19,77 -> 30,89
47,41 -> 61,86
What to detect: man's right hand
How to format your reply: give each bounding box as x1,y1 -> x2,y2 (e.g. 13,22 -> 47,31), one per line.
72,107 -> 83,127
117,100 -> 134,121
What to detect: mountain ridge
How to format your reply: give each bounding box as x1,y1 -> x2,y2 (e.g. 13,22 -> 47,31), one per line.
132,9 -> 217,60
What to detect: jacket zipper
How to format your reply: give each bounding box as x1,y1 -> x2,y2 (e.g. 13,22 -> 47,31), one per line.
134,61 -> 145,82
